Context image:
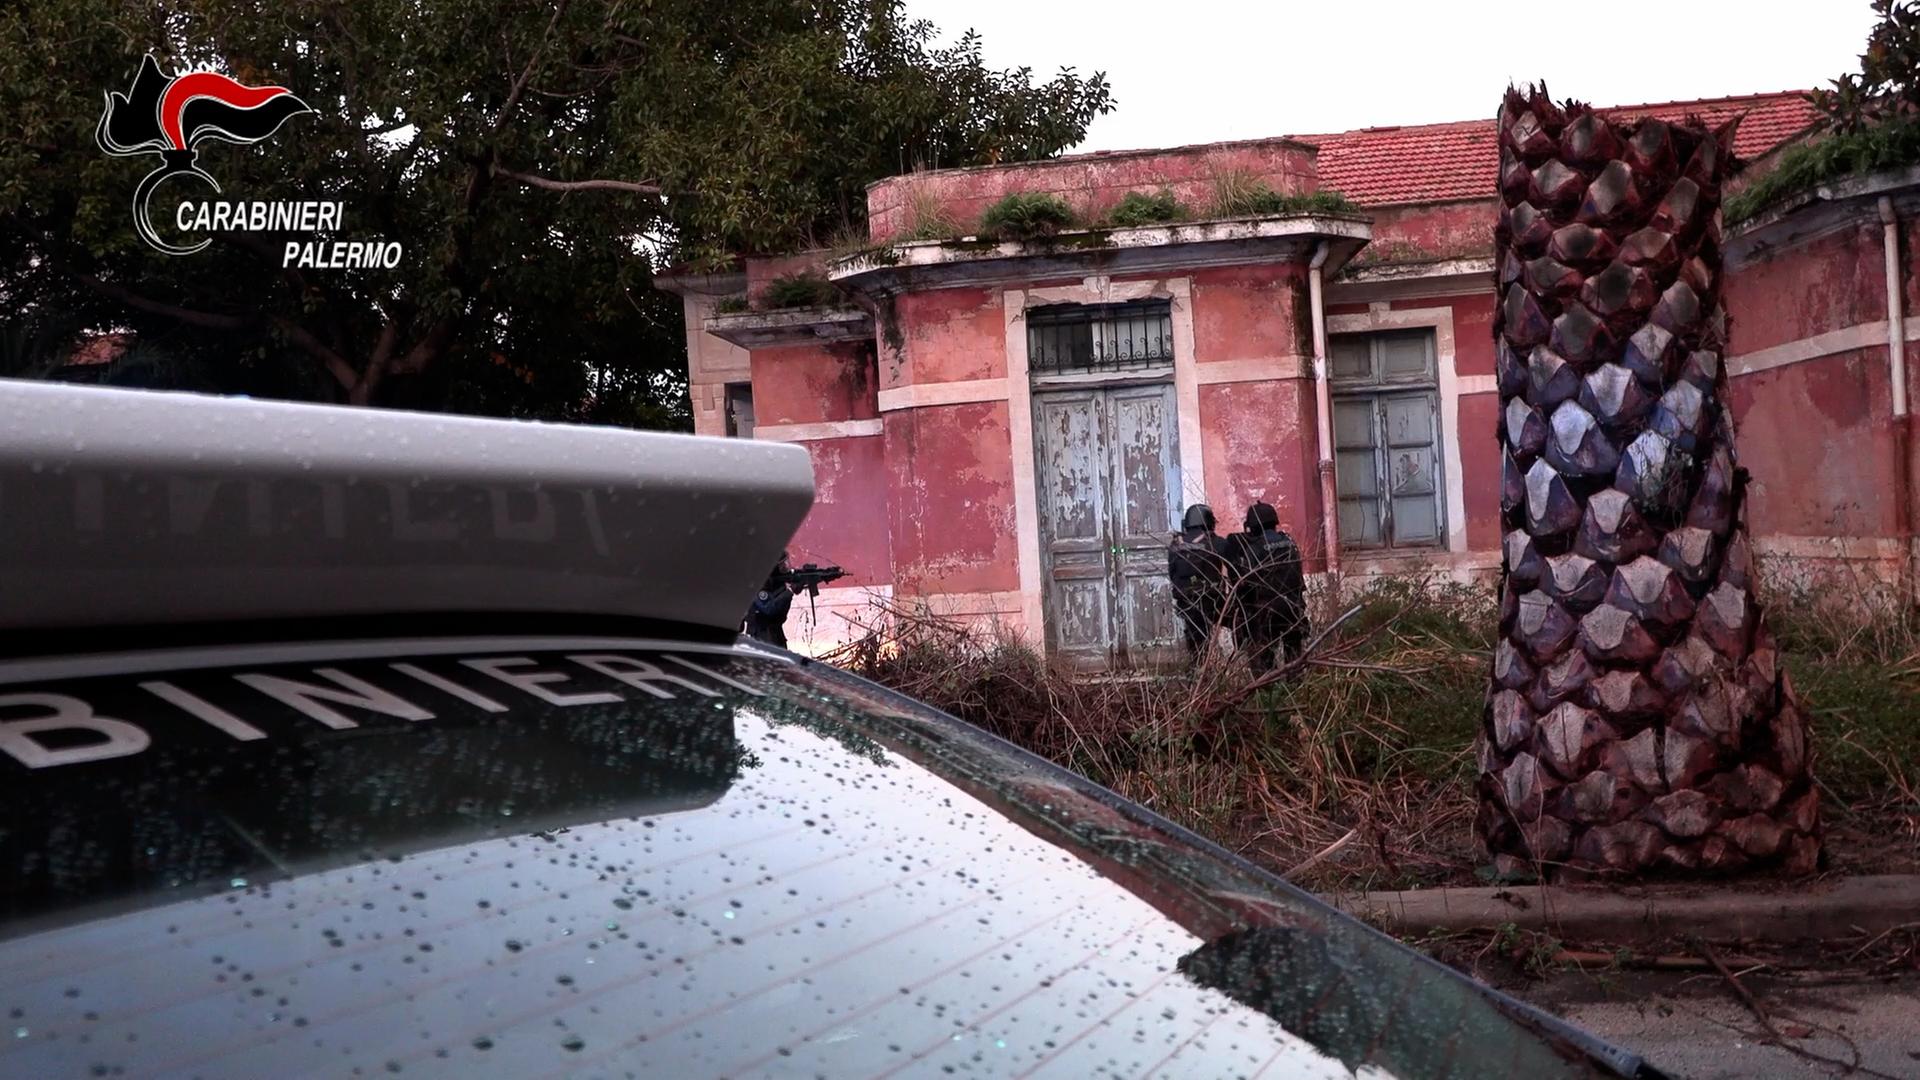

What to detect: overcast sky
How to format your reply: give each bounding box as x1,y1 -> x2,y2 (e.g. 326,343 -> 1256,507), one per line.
902,0 -> 1881,152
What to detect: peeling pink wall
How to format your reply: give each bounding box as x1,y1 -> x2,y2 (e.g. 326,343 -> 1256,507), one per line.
1726,222 -> 1887,354
749,343 -> 877,426
1354,199 -> 1496,266
866,141 -> 1319,244
1190,264 -> 1311,363
786,435 -> 893,588
1198,380 -> 1322,561
1729,351 -> 1899,539
883,402 -> 1021,596
886,288 -> 1006,388
1456,392 -> 1503,552
1720,213 -> 1907,544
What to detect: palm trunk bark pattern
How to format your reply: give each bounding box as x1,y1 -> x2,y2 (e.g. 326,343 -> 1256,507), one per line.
1479,86 -> 1821,878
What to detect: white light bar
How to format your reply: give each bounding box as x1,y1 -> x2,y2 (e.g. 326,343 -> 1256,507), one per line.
0,381 -> 815,634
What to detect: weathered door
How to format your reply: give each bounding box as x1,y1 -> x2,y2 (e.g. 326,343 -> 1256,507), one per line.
1033,383 -> 1181,669
1034,391 -> 1113,669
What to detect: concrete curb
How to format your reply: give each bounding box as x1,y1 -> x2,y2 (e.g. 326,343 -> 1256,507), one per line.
1321,874 -> 1920,945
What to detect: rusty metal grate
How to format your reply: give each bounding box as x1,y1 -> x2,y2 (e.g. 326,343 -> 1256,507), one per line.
1026,301 -> 1173,376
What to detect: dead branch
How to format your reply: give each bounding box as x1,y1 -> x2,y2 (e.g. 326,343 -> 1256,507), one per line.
1282,826 -> 1358,880
1197,603 -> 1365,724
1699,940 -> 1902,1080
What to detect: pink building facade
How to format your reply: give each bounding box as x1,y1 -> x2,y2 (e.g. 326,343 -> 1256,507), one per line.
660,91 -> 1920,664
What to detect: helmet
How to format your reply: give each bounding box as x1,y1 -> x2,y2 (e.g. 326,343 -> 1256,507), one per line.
1181,504 -> 1216,531
1245,501 -> 1279,530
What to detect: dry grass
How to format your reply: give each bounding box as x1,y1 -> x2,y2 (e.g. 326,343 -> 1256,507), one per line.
900,184 -> 961,241
830,577 -> 1494,892
830,572 -> 1920,893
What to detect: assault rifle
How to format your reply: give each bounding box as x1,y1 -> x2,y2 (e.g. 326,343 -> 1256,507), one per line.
769,561 -> 845,631
774,562 -> 845,597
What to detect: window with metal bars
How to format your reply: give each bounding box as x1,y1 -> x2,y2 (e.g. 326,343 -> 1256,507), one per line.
1329,329 -> 1445,549
1025,300 -> 1174,376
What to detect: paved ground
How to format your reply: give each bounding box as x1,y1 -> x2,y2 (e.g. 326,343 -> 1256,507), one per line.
1528,971 -> 1920,1079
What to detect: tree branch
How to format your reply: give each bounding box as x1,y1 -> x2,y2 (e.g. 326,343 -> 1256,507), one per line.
489,164 -> 660,195
393,319 -> 454,377
73,272 -> 363,394
270,317 -> 359,391
213,230 -> 316,300
72,275 -> 249,330
497,0 -> 571,134
350,317 -> 406,403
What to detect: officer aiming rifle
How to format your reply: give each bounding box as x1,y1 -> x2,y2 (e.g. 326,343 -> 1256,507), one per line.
744,551 -> 845,648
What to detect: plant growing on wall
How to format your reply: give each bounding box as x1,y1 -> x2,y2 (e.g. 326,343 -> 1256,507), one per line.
1206,171 -> 1360,219
1479,86 -> 1820,879
899,185 -> 962,242
1729,2 -> 1920,222
1104,189 -> 1187,227
979,193 -> 1079,240
761,272 -> 843,309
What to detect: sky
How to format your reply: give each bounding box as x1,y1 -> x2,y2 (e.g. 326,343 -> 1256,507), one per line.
901,0 -> 1882,152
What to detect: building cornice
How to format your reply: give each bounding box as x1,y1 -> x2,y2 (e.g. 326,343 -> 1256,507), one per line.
1327,257 -> 1495,303
1726,164 -> 1920,271
702,307 -> 873,349
828,216 -> 1372,296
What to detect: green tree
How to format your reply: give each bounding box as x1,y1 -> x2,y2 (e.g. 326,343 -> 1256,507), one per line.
1,0 -> 1111,419
1810,0 -> 1920,133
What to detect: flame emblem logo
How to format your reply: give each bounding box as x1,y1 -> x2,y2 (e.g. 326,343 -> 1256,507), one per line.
96,55 -> 313,255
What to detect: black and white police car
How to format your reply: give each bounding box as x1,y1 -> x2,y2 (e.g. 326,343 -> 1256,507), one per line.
0,381 -> 1664,1079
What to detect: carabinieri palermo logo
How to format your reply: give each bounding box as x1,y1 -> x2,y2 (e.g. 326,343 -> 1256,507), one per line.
96,54 -> 401,268
96,54 -> 311,256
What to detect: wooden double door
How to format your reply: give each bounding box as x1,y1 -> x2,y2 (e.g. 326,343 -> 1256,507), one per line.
1032,382 -> 1183,670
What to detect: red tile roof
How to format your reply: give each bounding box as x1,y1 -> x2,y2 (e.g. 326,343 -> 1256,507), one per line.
1294,91 -> 1819,207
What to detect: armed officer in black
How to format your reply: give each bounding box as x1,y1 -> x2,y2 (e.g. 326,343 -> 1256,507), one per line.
1168,504 -> 1232,658
1227,501 -> 1309,674
744,552 -> 799,648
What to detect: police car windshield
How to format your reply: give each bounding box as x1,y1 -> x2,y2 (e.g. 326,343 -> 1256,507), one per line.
0,639 -> 1624,1079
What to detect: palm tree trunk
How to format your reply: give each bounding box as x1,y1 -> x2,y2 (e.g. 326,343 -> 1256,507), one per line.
1480,86 -> 1821,879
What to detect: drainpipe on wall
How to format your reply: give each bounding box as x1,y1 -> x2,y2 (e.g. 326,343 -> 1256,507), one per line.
1880,196 -> 1915,599
1308,240 -> 1340,575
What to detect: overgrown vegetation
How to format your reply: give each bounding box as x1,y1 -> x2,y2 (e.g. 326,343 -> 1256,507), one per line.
760,272 -> 842,309
1103,189 -> 1188,227
1207,170 -> 1361,219
1730,0 -> 1920,222
1763,567 -> 1920,809
1726,120 -> 1920,223
829,572 -> 1918,892
712,295 -> 751,314
978,192 -> 1080,240
899,185 -> 962,242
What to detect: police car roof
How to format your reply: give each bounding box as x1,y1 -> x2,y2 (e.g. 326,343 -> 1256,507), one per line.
0,380 -> 815,633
